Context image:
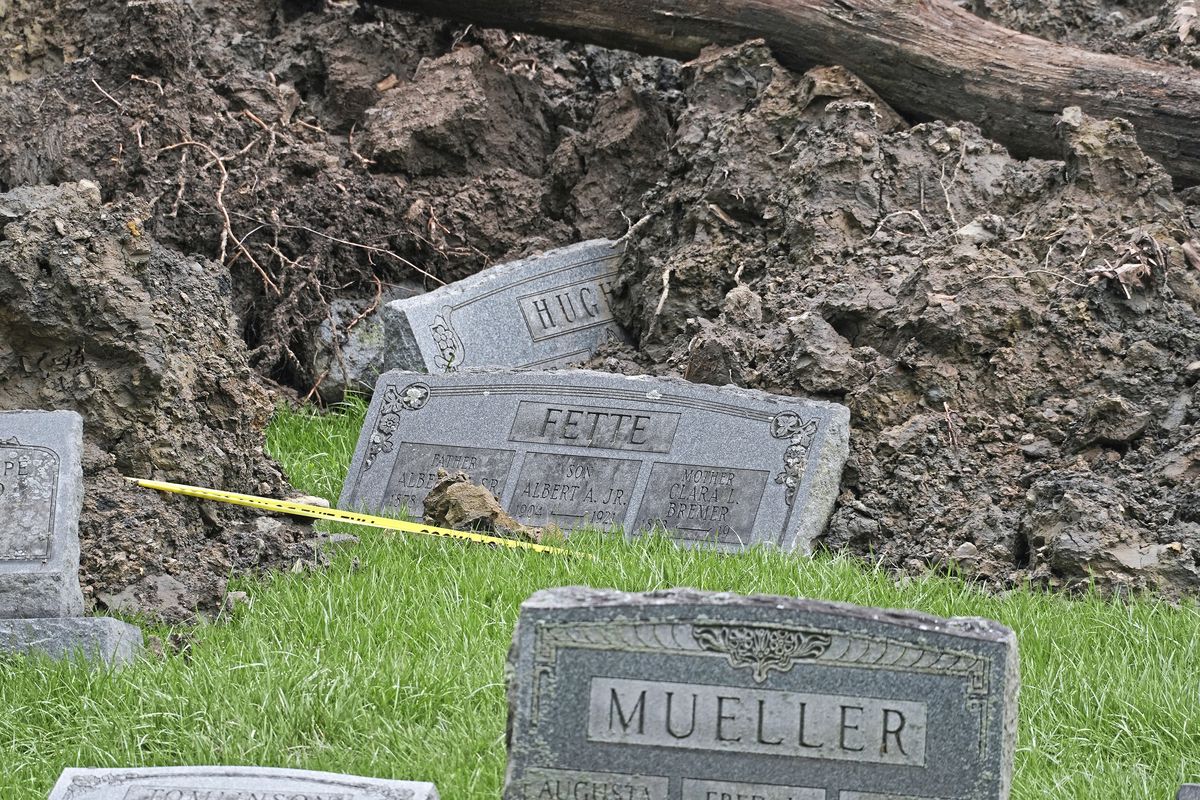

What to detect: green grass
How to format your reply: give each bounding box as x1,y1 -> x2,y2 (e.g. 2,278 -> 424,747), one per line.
1,399 -> 1199,798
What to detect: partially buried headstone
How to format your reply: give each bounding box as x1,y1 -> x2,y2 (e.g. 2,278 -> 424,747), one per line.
383,239 -> 625,374
505,587 -> 1020,800
49,766 -> 439,800
0,410 -> 86,618
340,369 -> 849,551
0,409 -> 142,665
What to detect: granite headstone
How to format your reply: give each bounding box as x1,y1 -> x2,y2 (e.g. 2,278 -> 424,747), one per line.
0,409 -> 85,618
48,766 -> 439,800
340,369 -> 850,551
383,239 -> 625,374
504,587 -> 1020,800
1179,786 -> 1200,800
0,409 -> 142,665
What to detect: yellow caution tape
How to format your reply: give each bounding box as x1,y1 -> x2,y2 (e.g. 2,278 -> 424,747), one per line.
126,477 -> 584,557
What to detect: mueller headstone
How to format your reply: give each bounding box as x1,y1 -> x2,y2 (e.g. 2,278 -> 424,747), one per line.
49,766 -> 439,800
504,587 -> 1020,800
0,409 -> 85,618
383,239 -> 625,374
0,409 -> 143,665
340,370 -> 850,551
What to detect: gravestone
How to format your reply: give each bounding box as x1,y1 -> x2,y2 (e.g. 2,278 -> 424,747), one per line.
383,239 -> 626,374
340,370 -> 850,551
1179,786 -> 1200,800
0,410 -> 142,665
504,587 -> 1020,800
49,766 -> 439,800
0,410 -> 86,618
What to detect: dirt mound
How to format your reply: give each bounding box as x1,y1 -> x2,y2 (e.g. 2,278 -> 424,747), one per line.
0,0 -> 678,396
0,181 -> 310,621
601,41 -> 1200,596
3,1 -> 1199,600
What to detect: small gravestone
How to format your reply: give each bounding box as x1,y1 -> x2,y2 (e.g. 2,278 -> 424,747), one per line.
340,370 -> 849,551
383,239 -> 626,374
0,410 -> 142,665
49,766 -> 439,800
0,410 -> 85,618
1179,786 -> 1200,800
504,587 -> 1019,800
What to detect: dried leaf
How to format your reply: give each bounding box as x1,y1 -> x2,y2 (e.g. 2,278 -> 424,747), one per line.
1176,0 -> 1197,43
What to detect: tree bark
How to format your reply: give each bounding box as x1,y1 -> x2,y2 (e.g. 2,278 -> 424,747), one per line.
374,0 -> 1200,186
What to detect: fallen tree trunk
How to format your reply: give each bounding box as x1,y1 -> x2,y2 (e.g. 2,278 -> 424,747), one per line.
376,0 -> 1200,186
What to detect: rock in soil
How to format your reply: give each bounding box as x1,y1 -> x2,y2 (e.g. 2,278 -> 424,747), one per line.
423,470 -> 550,544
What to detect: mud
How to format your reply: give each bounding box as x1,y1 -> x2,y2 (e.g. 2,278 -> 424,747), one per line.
2,1 -> 1199,603
603,41 -> 1200,596
0,181 -> 311,621
0,0 -> 679,393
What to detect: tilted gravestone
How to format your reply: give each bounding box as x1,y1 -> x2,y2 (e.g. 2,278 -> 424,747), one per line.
383,239 -> 625,374
0,410 -> 86,618
0,410 -> 142,665
505,587 -> 1020,800
49,767 -> 439,800
340,370 -> 850,551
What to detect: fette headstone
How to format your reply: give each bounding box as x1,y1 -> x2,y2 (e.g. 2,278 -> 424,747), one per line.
0,410 -> 85,618
383,239 -> 625,374
340,369 -> 849,552
504,587 -> 1020,800
0,410 -> 142,665
49,766 -> 439,800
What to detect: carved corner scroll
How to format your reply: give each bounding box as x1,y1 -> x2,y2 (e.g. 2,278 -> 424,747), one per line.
364,382 -> 430,471
770,411 -> 819,506
430,306 -> 465,371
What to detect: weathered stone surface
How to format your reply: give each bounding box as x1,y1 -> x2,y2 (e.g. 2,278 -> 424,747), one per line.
340,370 -> 850,551
49,766 -> 439,800
0,616 -> 142,666
383,240 -> 625,374
1180,786 -> 1200,800
315,284 -> 423,404
505,587 -> 1020,800
0,410 -> 85,618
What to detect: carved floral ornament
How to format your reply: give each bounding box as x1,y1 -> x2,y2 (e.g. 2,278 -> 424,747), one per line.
692,623 -> 832,682
532,618 -> 991,694
363,382 -> 430,471
770,411 -> 819,506
430,305 -> 464,371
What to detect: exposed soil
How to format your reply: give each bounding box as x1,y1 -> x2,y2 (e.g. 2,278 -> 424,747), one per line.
1,0 -> 1198,609
602,42 -> 1200,596
0,181 -> 311,621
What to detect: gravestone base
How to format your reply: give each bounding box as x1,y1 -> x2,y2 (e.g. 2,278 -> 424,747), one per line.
0,616 -> 143,666
0,570 -> 85,619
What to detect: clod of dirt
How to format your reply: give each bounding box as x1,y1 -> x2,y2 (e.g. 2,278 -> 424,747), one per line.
0,181 -> 310,621
423,469 -> 547,543
602,41 -> 1200,596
